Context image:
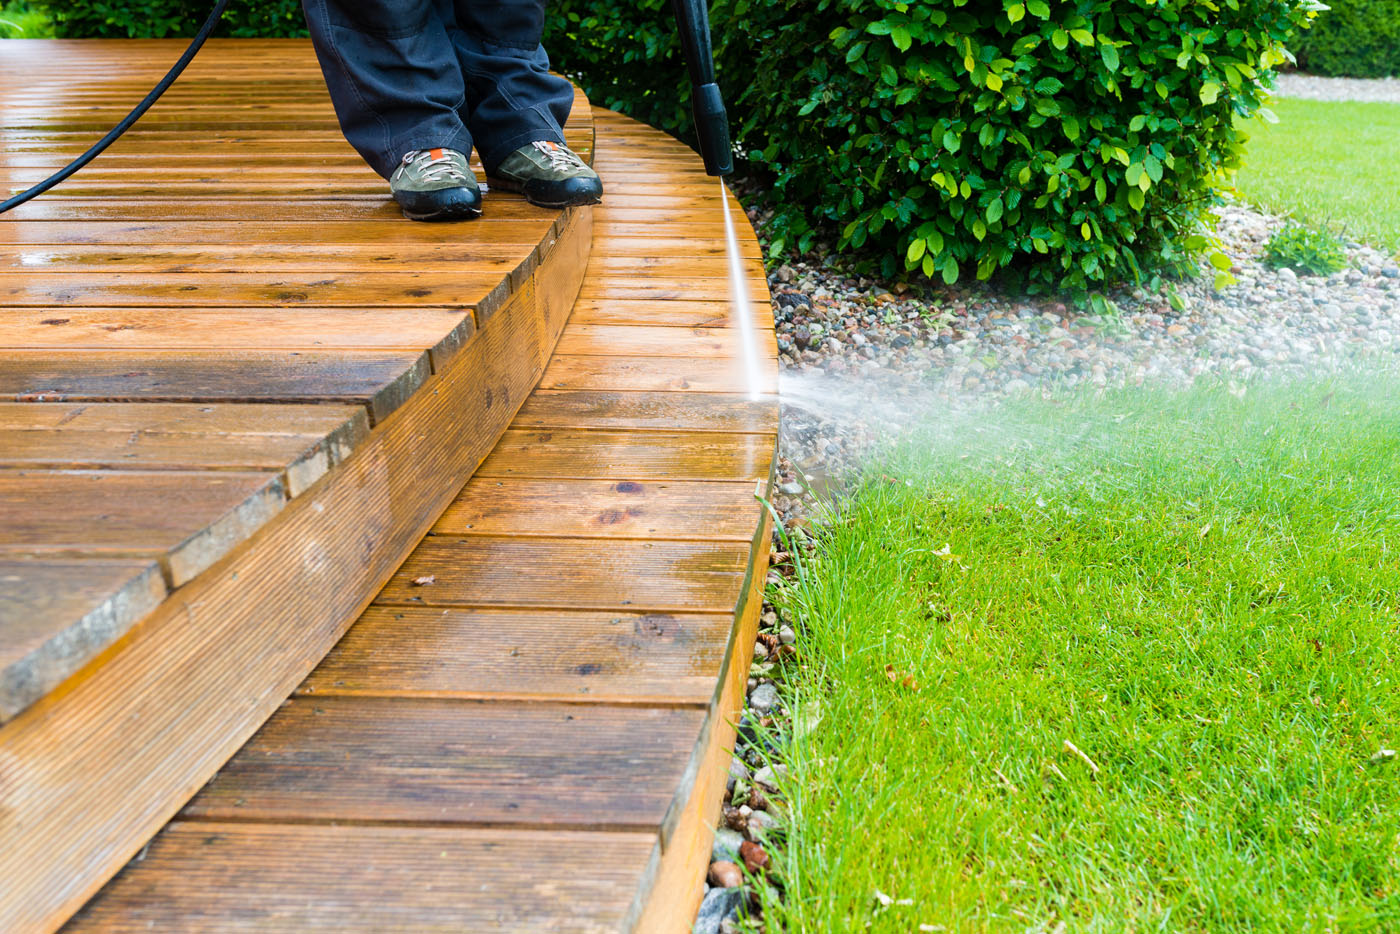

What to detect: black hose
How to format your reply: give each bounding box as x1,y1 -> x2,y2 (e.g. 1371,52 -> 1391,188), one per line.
0,0 -> 230,215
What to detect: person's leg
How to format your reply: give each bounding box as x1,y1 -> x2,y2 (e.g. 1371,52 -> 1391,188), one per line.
446,0 -> 574,174
302,0 -> 473,179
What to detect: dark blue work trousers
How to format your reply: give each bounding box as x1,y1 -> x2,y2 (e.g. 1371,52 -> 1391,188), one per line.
301,0 -> 574,178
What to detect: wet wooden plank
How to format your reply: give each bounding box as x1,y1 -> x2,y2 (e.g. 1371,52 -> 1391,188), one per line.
0,427 -> 337,485
0,244 -> 528,274
0,308 -> 473,356
0,469 -> 285,585
63,823 -> 652,934
0,221 -> 549,247
541,354 -> 778,394
477,429 -> 773,482
0,400 -> 368,440
180,697 -> 704,826
301,607 -> 729,704
0,350 -> 429,424
514,390 -> 777,433
0,271 -> 505,307
434,478 -> 761,539
376,537 -> 750,612
575,279 -> 767,303
556,324 -> 777,358
0,558 -> 165,722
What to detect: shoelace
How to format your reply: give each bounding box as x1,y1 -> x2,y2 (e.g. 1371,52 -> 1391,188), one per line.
404,149 -> 469,184
532,140 -> 586,172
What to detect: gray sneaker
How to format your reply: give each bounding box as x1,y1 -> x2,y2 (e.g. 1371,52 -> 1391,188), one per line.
488,140 -> 602,208
389,148 -> 482,221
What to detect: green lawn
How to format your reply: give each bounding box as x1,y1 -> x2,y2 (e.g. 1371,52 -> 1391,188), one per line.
0,2 -> 53,38
764,376 -> 1400,932
1235,97 -> 1400,254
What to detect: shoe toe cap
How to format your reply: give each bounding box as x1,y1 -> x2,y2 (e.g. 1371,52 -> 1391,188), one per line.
528,175 -> 603,206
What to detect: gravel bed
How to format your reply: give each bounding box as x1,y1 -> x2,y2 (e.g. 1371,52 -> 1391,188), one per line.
696,197 -> 1400,933
1273,72 -> 1400,103
767,200 -> 1400,499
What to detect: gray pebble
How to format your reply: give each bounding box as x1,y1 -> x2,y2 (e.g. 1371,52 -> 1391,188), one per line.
749,683 -> 780,715
693,886 -> 744,934
711,827 -> 744,863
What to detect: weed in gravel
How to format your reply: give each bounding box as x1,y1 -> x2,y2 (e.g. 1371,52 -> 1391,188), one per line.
1263,222 -> 1350,276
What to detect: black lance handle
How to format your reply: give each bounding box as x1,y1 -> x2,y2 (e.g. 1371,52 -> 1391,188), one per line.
671,0 -> 733,176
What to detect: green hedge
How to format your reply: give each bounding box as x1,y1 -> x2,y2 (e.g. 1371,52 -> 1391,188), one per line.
549,0 -> 1312,292
1293,0 -> 1400,77
37,1 -> 304,38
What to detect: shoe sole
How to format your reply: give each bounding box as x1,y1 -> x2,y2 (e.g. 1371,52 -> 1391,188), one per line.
486,176 -> 602,209
400,201 -> 483,222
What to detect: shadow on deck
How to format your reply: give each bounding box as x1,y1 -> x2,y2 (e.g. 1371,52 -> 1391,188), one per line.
0,39 -> 777,933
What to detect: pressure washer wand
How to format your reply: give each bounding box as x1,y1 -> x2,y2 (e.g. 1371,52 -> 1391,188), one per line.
671,0 -> 733,177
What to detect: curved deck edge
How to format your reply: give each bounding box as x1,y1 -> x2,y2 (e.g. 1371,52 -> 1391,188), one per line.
632,504 -> 773,931
0,202 -> 594,934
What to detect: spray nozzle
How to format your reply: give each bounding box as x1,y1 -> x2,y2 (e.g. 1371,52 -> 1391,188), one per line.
671,0 -> 733,176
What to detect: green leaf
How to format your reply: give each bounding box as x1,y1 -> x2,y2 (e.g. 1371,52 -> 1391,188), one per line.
1128,188 -> 1145,210
1035,77 -> 1064,94
1199,82 -> 1221,105
942,255 -> 960,284
1100,43 -> 1120,72
986,197 -> 1004,223
891,25 -> 912,51
1052,29 -> 1069,50
1006,3 -> 1025,23
907,237 -> 927,263
1070,29 -> 1095,46
1026,0 -> 1050,18
1208,250 -> 1233,271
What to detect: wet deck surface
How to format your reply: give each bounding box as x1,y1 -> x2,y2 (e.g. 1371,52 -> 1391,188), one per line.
0,39 -> 587,722
0,38 -> 776,934
65,109 -> 778,933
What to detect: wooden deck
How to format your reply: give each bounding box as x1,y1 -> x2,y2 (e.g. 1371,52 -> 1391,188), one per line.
0,39 -> 776,933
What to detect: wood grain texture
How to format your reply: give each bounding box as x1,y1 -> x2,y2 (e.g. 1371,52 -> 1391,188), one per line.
61,823 -> 653,934
0,558 -> 165,722
477,429 -> 774,481
0,351 -> 430,425
0,469 -> 286,585
181,697 -> 704,826
300,608 -> 730,705
377,537 -> 751,612
434,478 -> 762,540
515,390 -> 777,434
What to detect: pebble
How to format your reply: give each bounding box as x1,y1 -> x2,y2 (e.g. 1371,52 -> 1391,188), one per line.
778,626 -> 796,645
746,809 -> 781,838
753,764 -> 788,790
748,682 -> 780,715
708,860 -> 743,888
693,886 -> 744,934
711,827 -> 745,863
752,640 -> 769,660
